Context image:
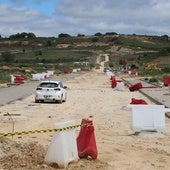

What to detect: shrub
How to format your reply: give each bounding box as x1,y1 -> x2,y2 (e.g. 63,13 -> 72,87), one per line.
149,77 -> 158,83
162,67 -> 170,73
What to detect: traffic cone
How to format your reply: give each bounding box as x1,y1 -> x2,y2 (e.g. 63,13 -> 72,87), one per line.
77,118 -> 98,159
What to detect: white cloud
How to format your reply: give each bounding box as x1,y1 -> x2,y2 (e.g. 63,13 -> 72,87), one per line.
0,0 -> 170,37
56,0 -> 170,35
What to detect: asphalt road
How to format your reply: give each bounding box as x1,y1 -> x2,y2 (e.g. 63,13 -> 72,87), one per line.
0,72 -> 84,106
0,81 -> 39,106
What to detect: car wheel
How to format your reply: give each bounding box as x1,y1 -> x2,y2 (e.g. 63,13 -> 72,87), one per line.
35,99 -> 39,103
58,95 -> 63,104
63,93 -> 67,102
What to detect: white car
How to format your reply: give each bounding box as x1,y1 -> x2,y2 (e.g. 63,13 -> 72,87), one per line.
35,80 -> 67,103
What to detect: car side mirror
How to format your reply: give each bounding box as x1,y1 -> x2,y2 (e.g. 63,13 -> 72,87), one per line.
63,86 -> 67,89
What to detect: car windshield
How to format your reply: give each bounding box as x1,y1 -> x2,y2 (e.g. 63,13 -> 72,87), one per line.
39,82 -> 58,88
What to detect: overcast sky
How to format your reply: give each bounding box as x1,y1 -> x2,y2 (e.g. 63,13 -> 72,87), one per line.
0,0 -> 170,37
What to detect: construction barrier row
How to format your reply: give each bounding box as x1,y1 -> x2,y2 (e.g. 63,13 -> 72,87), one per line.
10,71 -> 54,84
129,82 -> 158,92
0,118 -> 98,169
105,69 -> 170,134
45,119 -> 97,168
32,70 -> 54,81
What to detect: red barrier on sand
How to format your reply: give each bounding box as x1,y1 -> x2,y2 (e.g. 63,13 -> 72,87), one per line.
110,75 -> 114,80
129,82 -> 143,91
14,75 -> 25,83
110,76 -> 117,88
163,76 -> 170,86
77,119 -> 98,159
130,98 -> 148,105
129,82 -> 159,91
63,69 -> 70,74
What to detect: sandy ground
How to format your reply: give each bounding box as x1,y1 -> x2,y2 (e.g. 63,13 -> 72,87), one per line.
1,70 -> 170,170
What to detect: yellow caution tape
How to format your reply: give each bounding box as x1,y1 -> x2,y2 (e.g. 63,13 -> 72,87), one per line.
0,112 -> 10,115
0,123 -> 92,138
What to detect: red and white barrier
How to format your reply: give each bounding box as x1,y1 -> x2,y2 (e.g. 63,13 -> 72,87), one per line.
10,75 -> 25,84
45,118 -> 98,168
32,71 -> 54,81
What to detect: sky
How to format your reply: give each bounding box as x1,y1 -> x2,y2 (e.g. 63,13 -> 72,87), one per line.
0,0 -> 170,37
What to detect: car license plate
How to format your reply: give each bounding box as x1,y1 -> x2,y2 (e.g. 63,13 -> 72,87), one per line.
44,95 -> 51,98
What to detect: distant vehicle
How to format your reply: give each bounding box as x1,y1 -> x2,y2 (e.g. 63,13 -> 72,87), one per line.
35,80 -> 67,103
103,67 -> 110,72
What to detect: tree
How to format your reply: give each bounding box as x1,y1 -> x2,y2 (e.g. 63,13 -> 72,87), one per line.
9,32 -> 36,39
105,32 -> 118,36
27,32 -> 36,39
58,33 -> 71,38
161,34 -> 169,39
46,40 -> 52,46
94,32 -> 103,36
77,33 -> 85,37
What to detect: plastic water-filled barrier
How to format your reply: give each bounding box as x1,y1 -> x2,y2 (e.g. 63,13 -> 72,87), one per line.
163,76 -> 170,86
130,98 -> 148,105
110,76 -> 117,88
77,118 -> 98,159
10,75 -> 25,83
45,120 -> 78,168
128,105 -> 170,133
129,82 -> 143,91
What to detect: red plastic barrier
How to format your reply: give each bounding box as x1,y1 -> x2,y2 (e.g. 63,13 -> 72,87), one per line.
77,119 -> 98,159
110,75 -> 114,80
129,82 -> 143,91
130,98 -> 148,105
111,76 -> 117,88
14,75 -> 25,83
163,76 -> 170,86
63,69 -> 71,74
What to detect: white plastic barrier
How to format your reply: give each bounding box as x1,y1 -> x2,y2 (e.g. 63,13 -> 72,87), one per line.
115,82 -> 125,91
47,70 -> 54,76
32,73 -> 42,81
128,105 -> 170,133
45,120 -> 78,168
10,75 -> 15,83
106,71 -> 114,78
32,73 -> 49,80
72,69 -> 78,73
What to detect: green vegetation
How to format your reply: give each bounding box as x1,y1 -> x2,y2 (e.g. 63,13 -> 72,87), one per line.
0,70 -> 11,83
0,32 -> 170,83
13,49 -> 93,63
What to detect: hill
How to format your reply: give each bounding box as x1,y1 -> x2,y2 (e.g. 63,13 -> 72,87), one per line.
0,33 -> 170,83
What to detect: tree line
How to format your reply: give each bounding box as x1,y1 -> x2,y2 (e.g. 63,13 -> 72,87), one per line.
0,32 -> 120,39
0,31 -> 169,39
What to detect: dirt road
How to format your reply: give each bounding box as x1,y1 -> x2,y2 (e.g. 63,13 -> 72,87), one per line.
1,70 -> 170,170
